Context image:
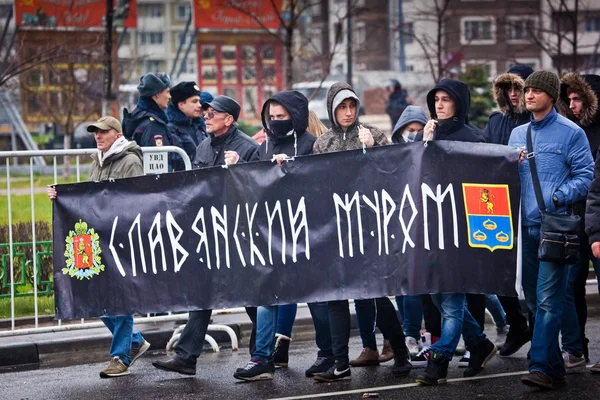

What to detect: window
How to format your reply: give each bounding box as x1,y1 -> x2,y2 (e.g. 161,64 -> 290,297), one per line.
355,22 -> 366,49
177,32 -> 192,47
586,17 -> 600,32
461,17 -> 496,45
140,32 -> 163,45
180,59 -> 196,74
148,4 -> 163,18
402,22 -> 414,44
507,17 -> 536,41
176,4 -> 191,21
145,60 -> 162,72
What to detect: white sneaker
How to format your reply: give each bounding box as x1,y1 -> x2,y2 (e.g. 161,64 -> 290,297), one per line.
562,351 -> 586,374
458,351 -> 470,367
405,336 -> 420,356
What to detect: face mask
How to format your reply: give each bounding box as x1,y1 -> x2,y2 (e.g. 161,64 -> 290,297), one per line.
269,119 -> 294,137
402,130 -> 416,142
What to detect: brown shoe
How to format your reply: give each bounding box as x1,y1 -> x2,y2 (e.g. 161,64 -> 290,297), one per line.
520,371 -> 553,390
379,340 -> 395,363
349,348 -> 380,367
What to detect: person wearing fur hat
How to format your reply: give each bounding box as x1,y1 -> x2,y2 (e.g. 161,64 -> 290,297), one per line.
508,70 -> 593,390
122,72 -> 172,152
484,65 -> 533,145
166,81 -> 206,171
559,72 -> 600,370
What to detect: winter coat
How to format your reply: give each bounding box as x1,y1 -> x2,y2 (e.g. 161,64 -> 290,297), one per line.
418,78 -> 486,143
89,139 -> 143,181
122,97 -> 171,149
484,72 -> 531,145
391,105 -> 428,143
386,87 -> 410,128
313,82 -> 389,154
558,73 -> 600,159
193,125 -> 258,168
251,90 -> 316,161
508,108 -> 593,226
166,104 -> 206,171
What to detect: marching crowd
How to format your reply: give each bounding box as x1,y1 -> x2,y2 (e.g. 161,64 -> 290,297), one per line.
47,65 -> 600,391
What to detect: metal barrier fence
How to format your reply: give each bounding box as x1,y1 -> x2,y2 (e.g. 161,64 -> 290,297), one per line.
0,147 -> 190,332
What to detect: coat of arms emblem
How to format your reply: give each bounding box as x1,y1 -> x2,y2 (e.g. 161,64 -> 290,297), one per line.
63,219 -> 105,280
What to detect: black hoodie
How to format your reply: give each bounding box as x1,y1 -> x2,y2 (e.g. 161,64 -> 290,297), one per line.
419,78 -> 486,143
251,90 -> 316,161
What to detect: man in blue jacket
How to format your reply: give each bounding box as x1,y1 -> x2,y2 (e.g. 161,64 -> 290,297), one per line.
508,70 -> 593,390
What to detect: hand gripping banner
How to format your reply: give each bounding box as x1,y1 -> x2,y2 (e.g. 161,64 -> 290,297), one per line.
53,141 -> 521,319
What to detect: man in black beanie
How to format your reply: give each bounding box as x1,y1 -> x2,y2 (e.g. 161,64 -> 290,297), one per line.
166,81 -> 206,171
122,72 -> 172,152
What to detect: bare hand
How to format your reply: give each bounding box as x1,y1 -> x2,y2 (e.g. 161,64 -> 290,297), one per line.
224,151 -> 240,166
519,150 -> 526,163
423,120 -> 437,141
272,153 -> 288,165
47,185 -> 57,200
592,242 -> 600,259
358,125 -> 374,148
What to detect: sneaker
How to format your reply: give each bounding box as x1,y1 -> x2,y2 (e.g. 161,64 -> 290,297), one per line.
562,351 -> 586,374
99,357 -> 130,378
416,351 -> 449,386
349,348 -> 380,367
305,356 -> 335,377
499,329 -> 531,356
313,361 -> 351,382
379,339 -> 395,363
458,351 -> 470,368
520,371 -> 553,390
411,346 -> 431,367
405,336 -> 420,357
129,340 -> 151,367
392,353 -> 412,377
272,334 -> 291,368
591,360 -> 600,374
464,338 -> 497,377
233,358 -> 275,381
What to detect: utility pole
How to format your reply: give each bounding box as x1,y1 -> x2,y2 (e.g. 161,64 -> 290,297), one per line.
102,0 -> 114,116
346,0 -> 352,85
398,0 -> 406,72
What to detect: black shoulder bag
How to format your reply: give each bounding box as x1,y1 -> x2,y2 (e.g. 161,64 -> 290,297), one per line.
526,125 -> 581,264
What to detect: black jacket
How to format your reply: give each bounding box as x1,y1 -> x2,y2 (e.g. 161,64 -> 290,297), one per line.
193,125 -> 258,168
386,88 -> 409,128
251,90 -> 315,161
123,97 -> 170,149
416,78 -> 486,143
166,104 -> 207,171
484,72 -> 530,145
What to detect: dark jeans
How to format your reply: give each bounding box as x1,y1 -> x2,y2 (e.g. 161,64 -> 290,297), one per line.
174,309 -> 213,365
245,306 -> 257,355
329,297 -> 407,364
421,294 -> 442,338
574,236 -> 592,358
466,294 -> 486,332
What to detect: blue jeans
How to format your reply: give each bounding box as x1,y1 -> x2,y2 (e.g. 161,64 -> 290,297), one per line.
396,295 -> 424,339
101,315 -> 144,366
429,293 -> 486,360
521,225 -> 569,378
174,309 -> 213,366
354,298 -> 378,351
308,302 -> 333,357
561,264 -> 583,356
485,295 -> 507,329
276,304 -> 298,337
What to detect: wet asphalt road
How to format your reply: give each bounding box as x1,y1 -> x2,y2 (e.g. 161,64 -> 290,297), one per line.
4,321 -> 600,400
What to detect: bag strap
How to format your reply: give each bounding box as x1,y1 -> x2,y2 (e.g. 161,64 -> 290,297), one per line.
526,124 -> 547,212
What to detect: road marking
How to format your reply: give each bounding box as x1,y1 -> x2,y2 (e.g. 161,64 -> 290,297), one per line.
269,370 -> 530,400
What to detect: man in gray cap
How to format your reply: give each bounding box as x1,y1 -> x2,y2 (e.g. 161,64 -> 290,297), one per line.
193,95 -> 258,168
48,116 -> 150,378
508,70 -> 593,389
122,72 -> 172,150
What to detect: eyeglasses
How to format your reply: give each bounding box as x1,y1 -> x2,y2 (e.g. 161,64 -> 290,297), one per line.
204,110 -> 228,119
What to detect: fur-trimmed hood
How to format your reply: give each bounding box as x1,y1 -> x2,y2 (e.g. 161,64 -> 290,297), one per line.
558,72 -> 600,128
492,72 -> 526,114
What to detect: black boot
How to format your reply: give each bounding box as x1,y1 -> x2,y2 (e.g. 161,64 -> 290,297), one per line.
464,338 -> 497,377
416,351 -> 449,386
272,334 -> 291,368
499,328 -> 531,356
390,338 -> 411,377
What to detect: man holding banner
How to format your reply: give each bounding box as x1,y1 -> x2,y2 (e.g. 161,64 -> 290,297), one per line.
48,116 -> 150,378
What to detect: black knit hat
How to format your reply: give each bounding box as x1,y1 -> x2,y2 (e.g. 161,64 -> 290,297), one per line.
171,81 -> 201,105
524,70 -> 560,103
137,72 -> 171,98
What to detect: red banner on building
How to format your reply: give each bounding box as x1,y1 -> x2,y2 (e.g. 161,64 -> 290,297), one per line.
15,0 -> 137,28
193,0 -> 282,30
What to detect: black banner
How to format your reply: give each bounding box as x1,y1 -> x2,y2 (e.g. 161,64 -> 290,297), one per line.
53,142 -> 521,319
